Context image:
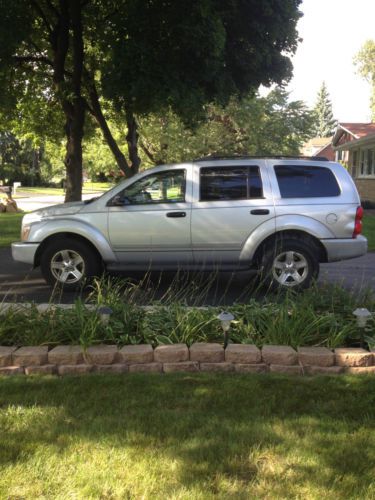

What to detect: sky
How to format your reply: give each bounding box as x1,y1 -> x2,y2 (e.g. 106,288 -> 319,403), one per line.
285,0 -> 375,122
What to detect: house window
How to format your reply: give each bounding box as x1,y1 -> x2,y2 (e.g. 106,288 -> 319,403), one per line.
357,148 -> 375,177
351,150 -> 358,178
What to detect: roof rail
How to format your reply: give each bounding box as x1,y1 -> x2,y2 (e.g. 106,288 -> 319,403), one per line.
194,155 -> 329,162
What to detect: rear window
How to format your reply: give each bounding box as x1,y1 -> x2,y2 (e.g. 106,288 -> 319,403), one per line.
274,165 -> 340,198
200,166 -> 263,201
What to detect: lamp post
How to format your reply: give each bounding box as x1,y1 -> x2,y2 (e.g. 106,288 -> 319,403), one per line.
98,306 -> 113,326
353,308 -> 372,348
217,311 -> 234,348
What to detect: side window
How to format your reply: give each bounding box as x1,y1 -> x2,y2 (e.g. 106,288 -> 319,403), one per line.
200,166 -> 263,201
274,165 -> 341,198
111,169 -> 186,205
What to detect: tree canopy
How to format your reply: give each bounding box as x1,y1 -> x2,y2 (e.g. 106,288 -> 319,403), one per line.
0,0 -> 303,200
354,39 -> 375,121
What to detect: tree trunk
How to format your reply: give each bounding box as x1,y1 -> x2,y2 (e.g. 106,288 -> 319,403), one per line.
64,0 -> 85,202
126,109 -> 141,174
87,82 -> 132,178
64,98 -> 85,201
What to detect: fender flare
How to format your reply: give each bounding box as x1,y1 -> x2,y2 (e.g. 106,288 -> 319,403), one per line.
240,215 -> 334,263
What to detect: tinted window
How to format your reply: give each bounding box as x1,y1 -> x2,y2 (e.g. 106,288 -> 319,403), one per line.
200,166 -> 263,201
274,165 -> 340,198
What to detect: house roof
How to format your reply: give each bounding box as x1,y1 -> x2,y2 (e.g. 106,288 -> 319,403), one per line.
338,123 -> 375,138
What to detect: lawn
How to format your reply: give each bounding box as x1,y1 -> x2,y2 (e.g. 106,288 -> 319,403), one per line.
363,213 -> 375,251
13,182 -> 113,198
0,373 -> 374,498
0,213 -> 23,248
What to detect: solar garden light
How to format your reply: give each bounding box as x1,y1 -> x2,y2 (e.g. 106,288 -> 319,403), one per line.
98,306 -> 113,325
353,308 -> 373,348
217,311 -> 234,348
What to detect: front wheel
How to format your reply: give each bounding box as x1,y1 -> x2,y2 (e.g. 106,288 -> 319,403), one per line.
40,238 -> 102,290
260,238 -> 319,291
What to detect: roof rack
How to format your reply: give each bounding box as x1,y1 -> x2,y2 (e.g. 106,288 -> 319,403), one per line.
194,155 -> 329,162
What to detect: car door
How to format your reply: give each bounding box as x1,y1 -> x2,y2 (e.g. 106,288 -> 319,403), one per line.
191,162 -> 275,266
108,166 -> 193,267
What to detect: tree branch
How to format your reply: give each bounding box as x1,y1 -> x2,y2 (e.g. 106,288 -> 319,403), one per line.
13,55 -> 54,67
30,0 -> 53,35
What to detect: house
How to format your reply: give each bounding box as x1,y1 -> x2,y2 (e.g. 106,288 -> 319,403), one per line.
332,123 -> 375,203
301,137 -> 335,160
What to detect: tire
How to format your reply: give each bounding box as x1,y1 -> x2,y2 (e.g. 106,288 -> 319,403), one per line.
260,238 -> 319,291
40,238 -> 102,290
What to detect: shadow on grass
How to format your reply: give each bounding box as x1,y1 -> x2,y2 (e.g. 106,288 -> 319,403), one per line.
0,373 -> 375,497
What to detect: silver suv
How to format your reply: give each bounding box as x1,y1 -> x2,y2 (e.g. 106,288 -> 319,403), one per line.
12,156 -> 368,290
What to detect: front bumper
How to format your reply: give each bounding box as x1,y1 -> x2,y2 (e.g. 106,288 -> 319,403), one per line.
11,242 -> 39,265
321,235 -> 368,262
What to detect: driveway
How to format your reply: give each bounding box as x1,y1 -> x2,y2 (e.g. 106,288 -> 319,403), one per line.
0,246 -> 374,305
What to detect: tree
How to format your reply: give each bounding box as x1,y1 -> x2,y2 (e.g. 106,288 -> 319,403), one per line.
138,88 -> 315,165
354,40 -> 375,121
312,82 -> 336,137
0,0 -> 303,201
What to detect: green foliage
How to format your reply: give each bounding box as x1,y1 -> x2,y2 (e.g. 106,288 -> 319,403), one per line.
354,39 -> 375,121
1,280 -> 374,348
100,0 -> 303,119
138,88 -> 315,166
312,82 -> 337,137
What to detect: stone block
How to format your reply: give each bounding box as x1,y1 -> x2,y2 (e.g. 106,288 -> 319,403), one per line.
262,345 -> 297,366
0,366 -> 24,376
234,363 -> 268,374
306,365 -> 344,375
0,346 -> 17,367
57,364 -> 93,376
154,344 -> 189,363
335,348 -> 373,367
225,344 -> 261,364
48,345 -> 83,365
12,346 -> 48,366
128,362 -> 162,373
199,362 -> 234,372
298,347 -> 334,367
189,343 -> 224,363
346,366 -> 375,375
85,345 -> 118,365
93,364 -> 128,374
269,364 -> 302,375
163,361 -> 199,373
25,365 -> 56,375
119,345 -> 154,364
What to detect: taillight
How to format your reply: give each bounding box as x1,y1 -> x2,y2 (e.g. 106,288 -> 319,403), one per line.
353,206 -> 364,238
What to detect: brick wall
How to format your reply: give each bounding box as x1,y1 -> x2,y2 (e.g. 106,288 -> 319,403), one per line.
355,179 -> 375,202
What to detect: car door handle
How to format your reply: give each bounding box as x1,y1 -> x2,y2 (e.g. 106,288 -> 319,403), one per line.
166,211 -> 186,218
250,209 -> 270,215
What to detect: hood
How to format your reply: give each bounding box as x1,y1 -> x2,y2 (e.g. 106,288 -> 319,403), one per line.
33,201 -> 85,218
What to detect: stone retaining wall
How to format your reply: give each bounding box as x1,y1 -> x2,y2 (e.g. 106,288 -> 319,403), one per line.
1,344 -> 375,376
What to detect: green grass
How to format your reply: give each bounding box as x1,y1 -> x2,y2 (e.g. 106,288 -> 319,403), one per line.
0,373 -> 374,498
363,214 -> 375,251
13,182 -> 113,197
0,213 -> 23,248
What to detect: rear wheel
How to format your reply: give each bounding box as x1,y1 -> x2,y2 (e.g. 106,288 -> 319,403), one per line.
260,238 -> 319,291
40,238 -> 102,290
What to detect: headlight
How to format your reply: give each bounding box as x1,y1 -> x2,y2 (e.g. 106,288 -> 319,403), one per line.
21,224 -> 31,241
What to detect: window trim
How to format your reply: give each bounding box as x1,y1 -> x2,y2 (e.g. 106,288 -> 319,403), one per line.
199,165 -> 264,202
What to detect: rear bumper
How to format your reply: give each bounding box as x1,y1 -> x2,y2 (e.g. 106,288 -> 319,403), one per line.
11,242 -> 39,265
321,235 -> 368,262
